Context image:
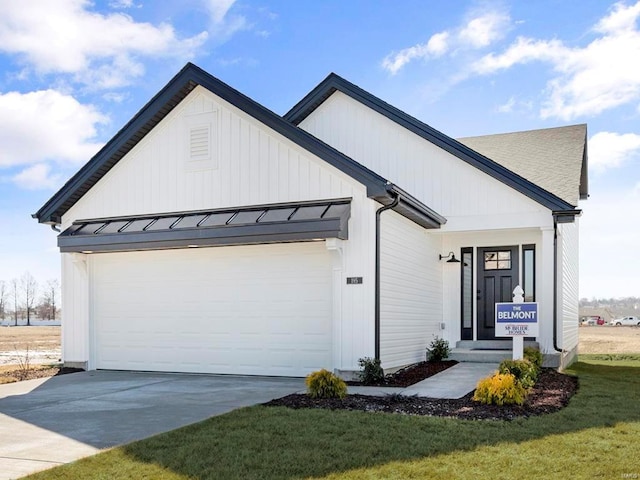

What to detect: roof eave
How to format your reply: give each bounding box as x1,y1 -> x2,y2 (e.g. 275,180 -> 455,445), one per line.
285,74 -> 578,213
34,65 -> 391,225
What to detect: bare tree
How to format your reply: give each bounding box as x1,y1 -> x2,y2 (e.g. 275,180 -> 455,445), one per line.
11,278 -> 19,326
38,279 -> 60,321
0,280 -> 6,322
20,272 -> 38,326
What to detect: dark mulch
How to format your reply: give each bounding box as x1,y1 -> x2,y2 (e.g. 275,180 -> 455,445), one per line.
265,368 -> 578,421
0,366 -> 84,383
348,360 -> 458,387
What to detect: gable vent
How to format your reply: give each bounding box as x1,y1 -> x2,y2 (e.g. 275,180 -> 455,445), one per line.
190,125 -> 210,160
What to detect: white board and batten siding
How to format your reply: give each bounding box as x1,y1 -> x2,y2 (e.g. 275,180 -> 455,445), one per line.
60,85 -> 378,374
380,211 -> 442,369
298,91 -> 554,232
558,220 -> 579,357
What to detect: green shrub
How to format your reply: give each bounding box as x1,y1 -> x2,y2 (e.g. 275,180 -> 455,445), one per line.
357,357 -> 384,385
473,372 -> 527,406
524,346 -> 543,370
426,337 -> 451,362
305,369 -> 348,399
499,358 -> 538,389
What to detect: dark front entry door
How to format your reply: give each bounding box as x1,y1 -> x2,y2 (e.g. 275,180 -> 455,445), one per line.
477,246 -> 519,340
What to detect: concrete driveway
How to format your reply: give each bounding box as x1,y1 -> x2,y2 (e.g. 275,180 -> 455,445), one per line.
0,371 -> 304,479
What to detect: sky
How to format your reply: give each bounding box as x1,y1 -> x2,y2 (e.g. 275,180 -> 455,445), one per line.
0,0 -> 638,300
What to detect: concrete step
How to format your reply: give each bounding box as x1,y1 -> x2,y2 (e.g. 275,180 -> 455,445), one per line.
455,340 -> 540,350
449,348 -> 513,363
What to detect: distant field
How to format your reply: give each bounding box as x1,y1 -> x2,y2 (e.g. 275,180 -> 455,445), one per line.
579,325 -> 640,354
0,325 -> 61,365
0,324 -> 637,367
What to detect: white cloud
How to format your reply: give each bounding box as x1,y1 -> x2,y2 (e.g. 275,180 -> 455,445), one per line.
494,96 -> 533,114
471,37 -> 567,74
0,0 -> 208,88
204,0 -> 247,41
588,131 -> 640,172
382,10 -> 509,74
580,189 -> 640,297
458,11 -> 510,48
470,1 -> 640,120
109,0 -> 138,8
12,164 -> 62,190
382,32 -> 450,75
206,0 -> 237,24
0,89 -> 106,167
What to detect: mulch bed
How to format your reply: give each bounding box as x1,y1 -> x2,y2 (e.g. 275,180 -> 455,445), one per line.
0,366 -> 84,383
347,360 -> 458,387
265,368 -> 578,421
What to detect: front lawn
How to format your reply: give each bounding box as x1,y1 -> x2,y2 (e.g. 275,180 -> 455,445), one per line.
25,356 -> 640,480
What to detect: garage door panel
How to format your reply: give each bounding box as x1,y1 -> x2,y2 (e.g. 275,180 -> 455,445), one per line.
92,243 -> 332,376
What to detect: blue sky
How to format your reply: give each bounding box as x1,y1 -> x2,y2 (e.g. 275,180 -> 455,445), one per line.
0,0 -> 639,299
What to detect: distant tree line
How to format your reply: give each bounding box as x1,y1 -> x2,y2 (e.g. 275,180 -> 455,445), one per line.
0,273 -> 60,325
580,297 -> 640,308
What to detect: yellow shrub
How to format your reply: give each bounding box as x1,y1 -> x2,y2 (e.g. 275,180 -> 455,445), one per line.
305,369 -> 348,399
473,372 -> 527,406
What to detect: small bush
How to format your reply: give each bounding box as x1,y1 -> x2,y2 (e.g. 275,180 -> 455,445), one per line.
499,358 -> 538,389
426,337 -> 451,362
473,372 -> 527,406
357,357 -> 384,385
524,346 -> 543,370
305,369 -> 348,399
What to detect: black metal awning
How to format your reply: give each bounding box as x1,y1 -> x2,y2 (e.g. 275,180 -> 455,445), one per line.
58,198 -> 351,253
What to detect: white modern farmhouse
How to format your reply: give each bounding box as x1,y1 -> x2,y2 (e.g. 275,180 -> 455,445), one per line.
35,63 -> 587,376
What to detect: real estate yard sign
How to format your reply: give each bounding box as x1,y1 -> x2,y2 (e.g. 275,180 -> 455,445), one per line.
495,302 -> 539,337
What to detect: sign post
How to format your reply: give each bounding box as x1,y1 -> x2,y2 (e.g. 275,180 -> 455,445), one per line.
495,286 -> 538,360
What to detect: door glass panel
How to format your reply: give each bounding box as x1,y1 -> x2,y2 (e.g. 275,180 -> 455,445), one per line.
484,250 -> 511,270
462,251 -> 472,329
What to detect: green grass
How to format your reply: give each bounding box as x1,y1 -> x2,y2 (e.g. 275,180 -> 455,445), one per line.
26,357 -> 640,480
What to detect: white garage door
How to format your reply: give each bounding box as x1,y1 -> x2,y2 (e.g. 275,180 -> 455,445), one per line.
91,242 -> 333,376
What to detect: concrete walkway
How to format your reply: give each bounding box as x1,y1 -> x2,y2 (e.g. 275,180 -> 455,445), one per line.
0,371 -> 304,480
348,362 -> 500,399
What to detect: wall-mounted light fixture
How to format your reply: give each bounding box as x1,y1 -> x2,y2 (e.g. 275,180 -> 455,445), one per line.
439,251 -> 461,263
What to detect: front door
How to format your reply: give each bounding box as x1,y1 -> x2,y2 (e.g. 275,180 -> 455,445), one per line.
477,246 -> 519,340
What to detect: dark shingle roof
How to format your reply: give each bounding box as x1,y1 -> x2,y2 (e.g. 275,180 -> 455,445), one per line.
457,124 -> 588,206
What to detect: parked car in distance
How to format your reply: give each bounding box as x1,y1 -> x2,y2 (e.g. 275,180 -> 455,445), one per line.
610,316 -> 640,326
580,316 -> 605,326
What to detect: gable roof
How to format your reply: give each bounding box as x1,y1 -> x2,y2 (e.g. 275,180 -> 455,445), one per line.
285,73 -> 583,212
34,63 -> 445,230
457,124 -> 588,206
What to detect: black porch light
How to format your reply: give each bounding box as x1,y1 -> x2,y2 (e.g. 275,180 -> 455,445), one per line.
439,251 -> 461,263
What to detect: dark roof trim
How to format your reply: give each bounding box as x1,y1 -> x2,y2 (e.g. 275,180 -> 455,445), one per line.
285,73 -> 577,212
579,138 -> 589,200
34,64 -> 392,225
374,184 -> 446,229
553,209 -> 582,224
58,199 -> 351,253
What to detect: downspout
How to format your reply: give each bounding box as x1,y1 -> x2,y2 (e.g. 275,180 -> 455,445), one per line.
51,224 -> 61,233
375,192 -> 400,360
552,215 -> 562,353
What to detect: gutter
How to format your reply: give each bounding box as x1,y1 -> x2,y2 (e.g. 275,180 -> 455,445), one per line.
374,191 -> 400,360
552,216 -> 562,354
